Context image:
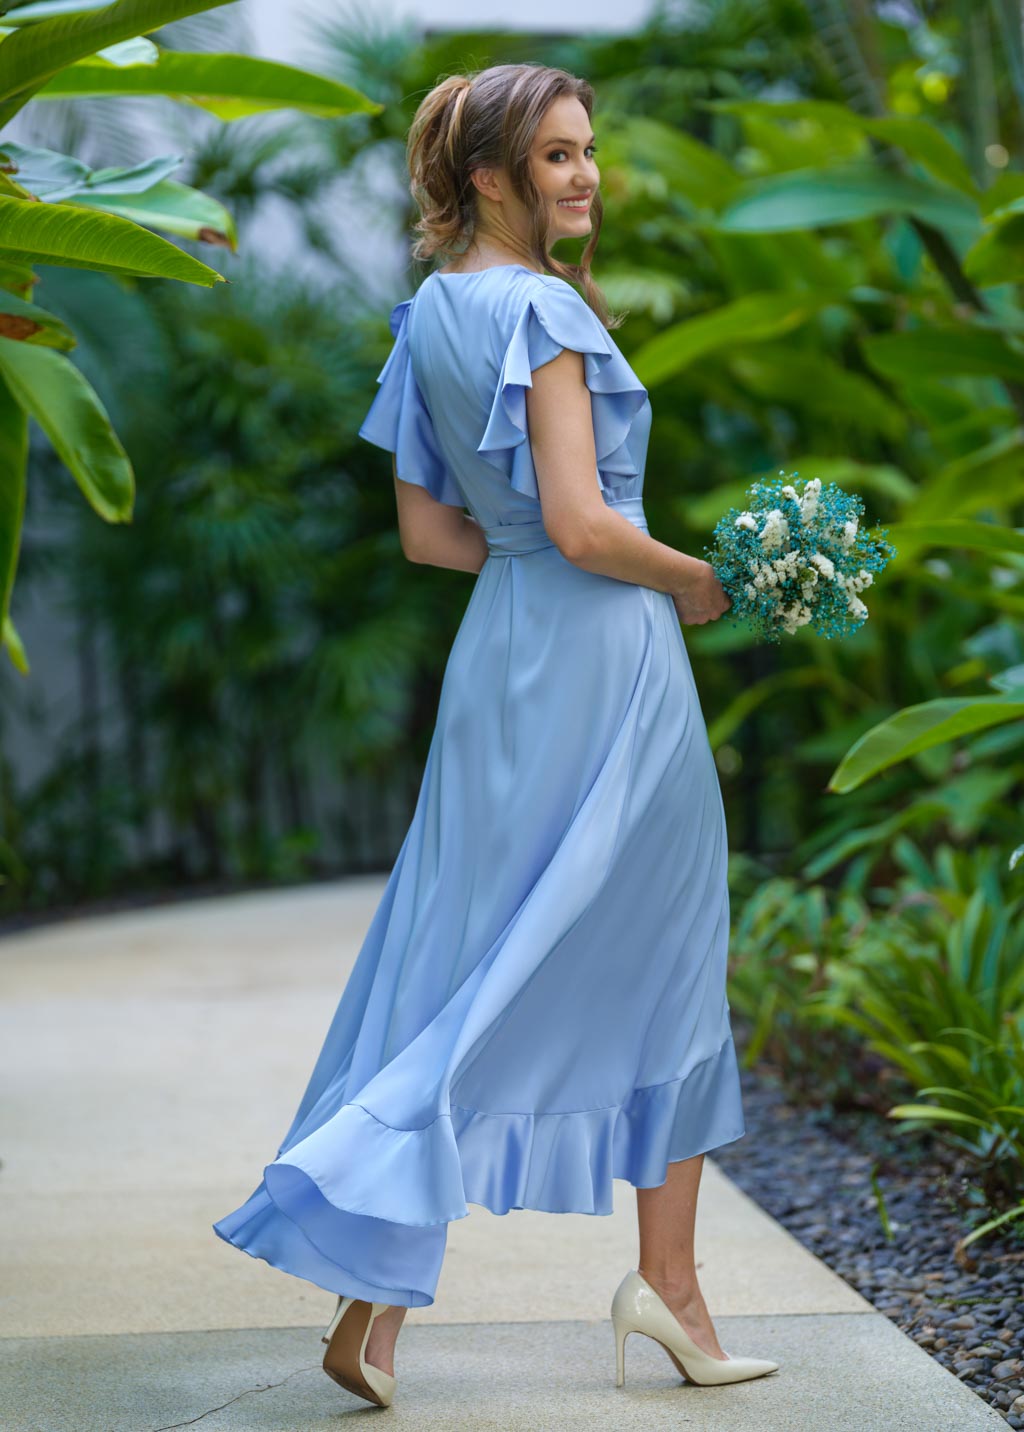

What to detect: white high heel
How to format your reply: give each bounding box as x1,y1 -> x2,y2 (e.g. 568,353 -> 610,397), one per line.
321,1294 -> 398,1407
611,1269 -> 779,1388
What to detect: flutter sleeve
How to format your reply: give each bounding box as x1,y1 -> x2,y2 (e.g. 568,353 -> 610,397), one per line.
357,297 -> 465,507
475,278 -> 649,501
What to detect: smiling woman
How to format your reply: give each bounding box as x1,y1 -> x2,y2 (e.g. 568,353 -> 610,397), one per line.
213,60 -> 776,1410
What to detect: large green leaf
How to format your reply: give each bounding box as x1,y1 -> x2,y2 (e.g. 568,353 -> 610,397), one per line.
704,99 -> 978,197
604,114 -> 739,211
0,139 -> 184,201
0,1 -> 118,18
0,286 -> 74,346
2,611 -> 28,674
34,49 -> 384,120
729,348 -> 907,440
0,257 -> 37,293
630,291 -> 835,387
713,162 -> 980,237
828,692 -> 1024,793
0,168 -> 34,200
963,202 -> 1024,287
0,367 -> 27,642
0,141 -> 235,245
0,0 -> 228,124
862,326 -> 1024,385
731,110 -> 861,173
884,520 -> 1024,564
886,1104 -> 992,1130
65,180 -> 236,247
905,430 -> 1024,520
0,334 -> 133,521
0,194 -> 224,283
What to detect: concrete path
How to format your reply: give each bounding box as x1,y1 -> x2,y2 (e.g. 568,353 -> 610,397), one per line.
0,882 -> 1004,1429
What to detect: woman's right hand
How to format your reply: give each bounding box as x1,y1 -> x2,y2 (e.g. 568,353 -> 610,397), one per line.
672,560 -> 732,626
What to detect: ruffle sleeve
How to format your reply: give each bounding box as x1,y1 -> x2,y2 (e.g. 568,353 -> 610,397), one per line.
357,298 -> 465,507
476,279 -> 649,501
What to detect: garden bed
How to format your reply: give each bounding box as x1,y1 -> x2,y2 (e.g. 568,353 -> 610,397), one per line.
713,1062 -> 1024,1425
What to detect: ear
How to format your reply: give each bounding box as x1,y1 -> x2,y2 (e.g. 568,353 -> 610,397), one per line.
469,165 -> 503,204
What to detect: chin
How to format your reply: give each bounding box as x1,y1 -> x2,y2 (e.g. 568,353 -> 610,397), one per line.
552,214 -> 593,235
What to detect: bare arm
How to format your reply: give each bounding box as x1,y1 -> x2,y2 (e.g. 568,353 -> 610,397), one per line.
524,347 -> 730,624
392,457 -> 488,573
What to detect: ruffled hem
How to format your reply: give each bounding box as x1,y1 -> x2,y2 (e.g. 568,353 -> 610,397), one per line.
212,1033 -> 745,1307
357,297 -> 466,507
476,278 -> 650,501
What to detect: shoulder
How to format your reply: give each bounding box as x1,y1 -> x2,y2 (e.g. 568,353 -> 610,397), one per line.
521,270 -> 593,309
513,273 -> 616,366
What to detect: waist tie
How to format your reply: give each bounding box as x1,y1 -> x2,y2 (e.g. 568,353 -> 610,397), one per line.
483,495 -> 649,558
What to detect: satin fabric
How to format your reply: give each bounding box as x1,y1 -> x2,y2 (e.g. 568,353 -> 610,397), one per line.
213,264 -> 745,1307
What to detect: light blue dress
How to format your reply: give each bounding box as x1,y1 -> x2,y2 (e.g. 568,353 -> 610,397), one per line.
213,263 -> 745,1307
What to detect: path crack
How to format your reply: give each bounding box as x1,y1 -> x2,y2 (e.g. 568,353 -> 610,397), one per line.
150,1363 -> 321,1431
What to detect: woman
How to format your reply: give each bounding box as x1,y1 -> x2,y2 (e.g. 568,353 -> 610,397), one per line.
213,61 -> 779,1406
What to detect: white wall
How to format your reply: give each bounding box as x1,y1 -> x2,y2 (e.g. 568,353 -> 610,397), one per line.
247,0 -> 658,62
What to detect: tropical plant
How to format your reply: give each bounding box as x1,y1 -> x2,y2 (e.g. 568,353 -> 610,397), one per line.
805,838 -> 1024,1200
725,867 -> 899,1107
0,0 -> 381,674
6,0 -> 1024,914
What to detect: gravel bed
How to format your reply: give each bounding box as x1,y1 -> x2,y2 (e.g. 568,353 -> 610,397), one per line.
712,1063 -> 1024,1425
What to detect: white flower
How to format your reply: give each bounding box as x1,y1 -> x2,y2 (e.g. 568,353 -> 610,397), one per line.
781,484 -> 799,502
735,512 -> 758,531
799,478 -> 821,524
841,518 -> 859,548
838,568 -> 874,595
760,509 -> 789,551
743,582 -> 757,599
779,598 -> 813,635
809,552 -> 835,580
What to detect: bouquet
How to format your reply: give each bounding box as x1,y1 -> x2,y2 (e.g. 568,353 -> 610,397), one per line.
703,472 -> 897,643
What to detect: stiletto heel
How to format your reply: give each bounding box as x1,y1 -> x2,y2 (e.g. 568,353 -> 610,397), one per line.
321,1294 -> 398,1407
613,1313 -> 629,1387
610,1269 -> 779,1388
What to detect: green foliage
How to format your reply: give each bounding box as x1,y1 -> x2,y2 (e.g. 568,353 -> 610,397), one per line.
0,0 -> 382,672
0,258 -> 465,905
726,863 -> 892,1108
3,0 -> 1024,969
730,839 -> 1024,1202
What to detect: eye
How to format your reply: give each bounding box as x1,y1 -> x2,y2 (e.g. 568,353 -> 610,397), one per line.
548,144 -> 598,162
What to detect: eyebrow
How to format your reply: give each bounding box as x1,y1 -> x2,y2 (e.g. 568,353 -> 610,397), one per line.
540,134 -> 596,145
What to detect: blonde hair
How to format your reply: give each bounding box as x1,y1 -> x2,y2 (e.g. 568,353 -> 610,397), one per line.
405,62 -> 621,328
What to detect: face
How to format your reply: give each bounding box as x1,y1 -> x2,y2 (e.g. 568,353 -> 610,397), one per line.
528,95 -> 599,245
469,93 -> 599,252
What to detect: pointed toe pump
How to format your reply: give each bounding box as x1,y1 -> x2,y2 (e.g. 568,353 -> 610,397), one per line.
611,1269 -> 779,1389
321,1294 -> 398,1408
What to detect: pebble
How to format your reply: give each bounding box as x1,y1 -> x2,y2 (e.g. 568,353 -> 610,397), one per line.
713,1063 -> 1024,1425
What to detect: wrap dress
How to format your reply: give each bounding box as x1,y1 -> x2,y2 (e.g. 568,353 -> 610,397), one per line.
213,262 -> 746,1307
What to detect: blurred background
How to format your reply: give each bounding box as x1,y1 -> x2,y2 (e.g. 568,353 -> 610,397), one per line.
2,0 -> 1024,1229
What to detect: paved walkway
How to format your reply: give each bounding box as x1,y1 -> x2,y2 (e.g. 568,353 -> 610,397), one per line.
0,882 -> 1004,1429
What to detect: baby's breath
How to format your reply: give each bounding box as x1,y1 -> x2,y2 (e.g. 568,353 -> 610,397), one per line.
702,471 -> 897,643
